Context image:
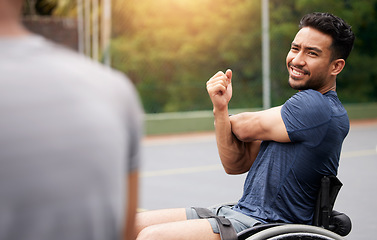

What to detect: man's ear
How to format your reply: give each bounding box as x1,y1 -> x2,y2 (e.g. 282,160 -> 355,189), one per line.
331,59 -> 346,76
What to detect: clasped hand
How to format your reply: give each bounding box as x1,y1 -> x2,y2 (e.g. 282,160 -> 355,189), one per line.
206,69 -> 233,112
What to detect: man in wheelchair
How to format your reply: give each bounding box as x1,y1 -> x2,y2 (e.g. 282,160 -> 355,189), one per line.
136,12 -> 355,240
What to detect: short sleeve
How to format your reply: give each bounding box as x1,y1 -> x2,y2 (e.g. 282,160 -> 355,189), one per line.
281,90 -> 331,147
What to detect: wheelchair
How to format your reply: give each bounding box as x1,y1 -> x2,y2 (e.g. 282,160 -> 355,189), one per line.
195,176 -> 352,240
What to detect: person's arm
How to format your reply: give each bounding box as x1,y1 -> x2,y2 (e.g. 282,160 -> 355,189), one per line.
230,106 -> 291,143
207,70 -> 261,174
124,170 -> 139,240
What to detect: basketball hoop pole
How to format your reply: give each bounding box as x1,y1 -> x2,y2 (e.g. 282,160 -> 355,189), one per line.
76,0 -> 84,54
262,0 -> 270,109
77,0 -> 111,66
101,0 -> 111,67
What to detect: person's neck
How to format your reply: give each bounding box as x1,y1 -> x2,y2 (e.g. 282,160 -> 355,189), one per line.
0,19 -> 30,37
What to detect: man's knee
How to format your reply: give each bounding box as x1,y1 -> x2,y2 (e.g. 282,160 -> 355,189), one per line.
136,225 -> 167,240
136,219 -> 220,240
135,208 -> 187,235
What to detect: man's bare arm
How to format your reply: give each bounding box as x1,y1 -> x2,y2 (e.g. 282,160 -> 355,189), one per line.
230,106 -> 290,143
214,109 -> 262,174
207,70 -> 261,174
124,171 -> 138,240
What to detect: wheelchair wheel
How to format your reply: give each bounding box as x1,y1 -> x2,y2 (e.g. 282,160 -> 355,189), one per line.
243,224 -> 344,240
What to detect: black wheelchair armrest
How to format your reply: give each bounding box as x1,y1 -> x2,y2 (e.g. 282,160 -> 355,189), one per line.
329,210 -> 352,237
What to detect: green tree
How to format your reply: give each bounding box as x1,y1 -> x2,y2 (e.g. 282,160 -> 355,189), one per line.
112,0 -> 265,112
28,0 -> 377,112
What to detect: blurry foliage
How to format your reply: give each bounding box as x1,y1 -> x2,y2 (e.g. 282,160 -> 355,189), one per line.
24,0 -> 377,113
24,0 -> 59,16
112,0 -> 265,112
24,0 -> 78,16
35,0 -> 58,15
111,0 -> 377,113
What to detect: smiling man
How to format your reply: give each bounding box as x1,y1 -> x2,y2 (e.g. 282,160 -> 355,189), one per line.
135,12 -> 355,240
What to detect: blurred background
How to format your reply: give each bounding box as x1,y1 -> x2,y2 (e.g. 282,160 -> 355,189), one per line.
22,0 -> 377,134
21,2 -> 377,239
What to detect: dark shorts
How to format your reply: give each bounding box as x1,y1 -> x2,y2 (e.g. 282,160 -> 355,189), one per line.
186,205 -> 261,234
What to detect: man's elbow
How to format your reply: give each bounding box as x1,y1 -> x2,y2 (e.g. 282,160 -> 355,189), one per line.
231,120 -> 256,142
233,130 -> 255,142
223,165 -> 249,175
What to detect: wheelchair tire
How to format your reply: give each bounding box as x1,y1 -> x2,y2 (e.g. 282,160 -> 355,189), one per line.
243,224 -> 344,240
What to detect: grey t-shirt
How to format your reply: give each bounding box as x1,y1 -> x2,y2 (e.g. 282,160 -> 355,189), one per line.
0,35 -> 143,240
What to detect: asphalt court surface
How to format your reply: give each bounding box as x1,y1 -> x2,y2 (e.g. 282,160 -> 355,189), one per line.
140,120 -> 377,239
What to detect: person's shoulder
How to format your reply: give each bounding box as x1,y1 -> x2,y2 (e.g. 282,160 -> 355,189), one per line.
39,37 -> 131,83
285,89 -> 328,109
283,89 -> 331,120
291,89 -> 326,101
30,35 -> 139,101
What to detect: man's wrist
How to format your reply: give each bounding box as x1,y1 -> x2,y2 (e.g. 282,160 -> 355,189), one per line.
213,107 -> 228,116
213,108 -> 231,125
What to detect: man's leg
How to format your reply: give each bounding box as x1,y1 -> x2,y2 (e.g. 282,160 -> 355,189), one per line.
136,208 -> 220,240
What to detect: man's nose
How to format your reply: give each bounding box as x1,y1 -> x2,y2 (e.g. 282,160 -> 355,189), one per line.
291,51 -> 306,66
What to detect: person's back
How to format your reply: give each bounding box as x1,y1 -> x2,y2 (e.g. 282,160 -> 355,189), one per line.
0,34 -> 142,239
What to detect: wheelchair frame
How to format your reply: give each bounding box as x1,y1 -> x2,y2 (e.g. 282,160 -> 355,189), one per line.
238,224 -> 344,240
199,175 -> 352,240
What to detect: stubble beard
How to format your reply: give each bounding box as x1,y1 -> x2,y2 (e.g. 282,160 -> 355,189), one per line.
287,63 -> 325,91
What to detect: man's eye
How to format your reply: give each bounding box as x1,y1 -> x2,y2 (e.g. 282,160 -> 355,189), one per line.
308,51 -> 318,56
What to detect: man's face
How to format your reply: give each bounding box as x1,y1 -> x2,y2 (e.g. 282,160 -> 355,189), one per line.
286,27 -> 335,92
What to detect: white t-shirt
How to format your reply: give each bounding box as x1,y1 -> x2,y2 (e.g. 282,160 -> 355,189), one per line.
0,35 -> 143,240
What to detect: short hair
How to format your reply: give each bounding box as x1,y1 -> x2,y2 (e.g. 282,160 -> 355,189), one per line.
299,12 -> 355,61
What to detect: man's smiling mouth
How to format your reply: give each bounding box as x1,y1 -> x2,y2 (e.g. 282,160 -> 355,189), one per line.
291,68 -> 304,76
288,64 -> 310,79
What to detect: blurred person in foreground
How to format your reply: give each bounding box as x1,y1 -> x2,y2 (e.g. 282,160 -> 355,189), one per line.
0,0 -> 143,240
135,12 -> 354,240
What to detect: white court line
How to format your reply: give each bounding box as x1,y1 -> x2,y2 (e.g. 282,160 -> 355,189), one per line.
340,149 -> 377,158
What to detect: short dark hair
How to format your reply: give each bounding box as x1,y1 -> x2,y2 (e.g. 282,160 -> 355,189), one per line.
299,12 -> 355,61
